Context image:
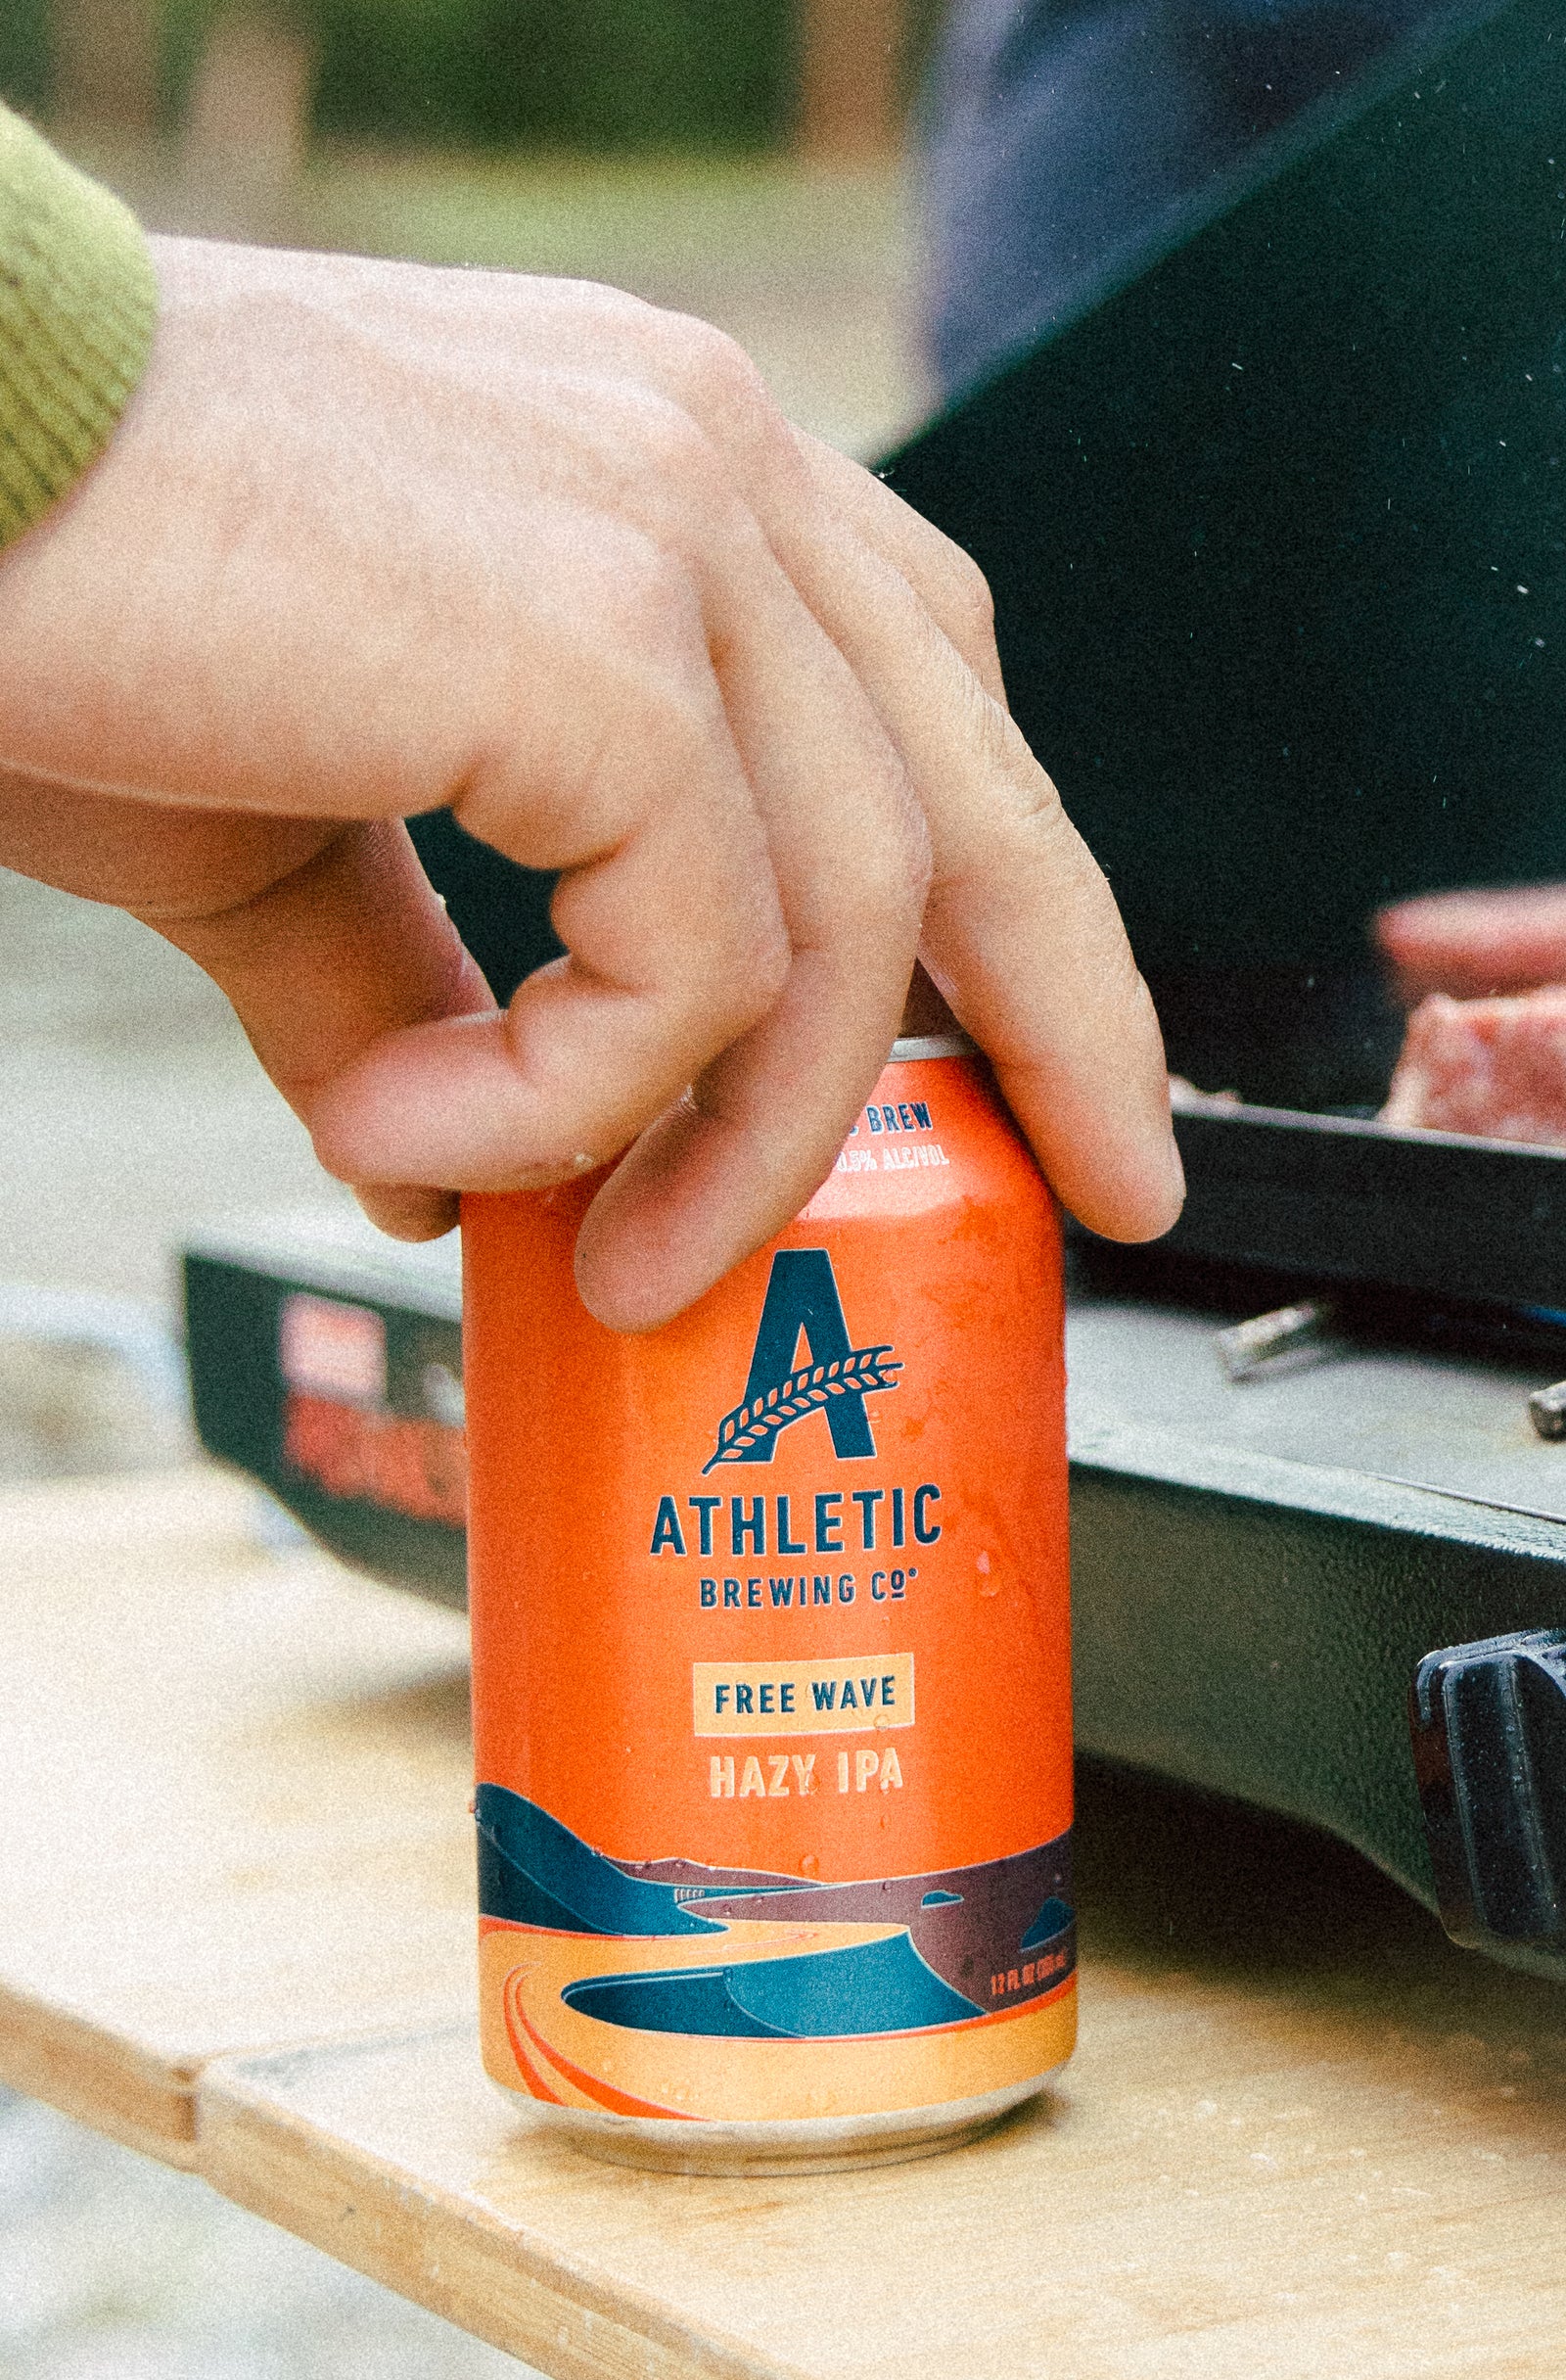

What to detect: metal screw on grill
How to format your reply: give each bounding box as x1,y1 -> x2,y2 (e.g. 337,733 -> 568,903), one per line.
1216,1298 -> 1339,1382
1528,1380 -> 1566,1440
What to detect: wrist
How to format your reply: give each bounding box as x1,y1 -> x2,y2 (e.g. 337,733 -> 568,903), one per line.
0,108 -> 158,554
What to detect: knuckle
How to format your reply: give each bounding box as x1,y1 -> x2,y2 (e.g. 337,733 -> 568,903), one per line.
868,490 -> 996,651
725,907 -> 793,1026
894,809 -> 937,923
884,755 -> 937,892
941,540 -> 996,645
581,281 -> 668,340
587,525 -> 706,655
629,389 -> 726,500
901,518 -> 995,652
1005,752 -> 1069,840
667,315 -> 769,417
930,707 -> 1068,889
954,661 -> 1050,816
755,916 -> 793,1005
923,643 -> 1026,824
669,878 -> 791,1049
851,766 -> 934,931
658,314 -> 801,482
614,665 -> 719,784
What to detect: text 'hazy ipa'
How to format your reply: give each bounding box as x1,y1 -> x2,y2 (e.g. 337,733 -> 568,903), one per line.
462,1038 -> 1075,2174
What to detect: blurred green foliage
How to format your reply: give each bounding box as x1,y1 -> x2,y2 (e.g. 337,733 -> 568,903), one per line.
2,1 -> 948,154
4,0 -> 803,149
310,0 -> 794,148
0,0 -> 51,113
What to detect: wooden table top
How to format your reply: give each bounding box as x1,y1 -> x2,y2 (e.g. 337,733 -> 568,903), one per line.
197,1769 -> 1566,2380
6,1470 -> 1566,2372
0,1470 -> 475,2163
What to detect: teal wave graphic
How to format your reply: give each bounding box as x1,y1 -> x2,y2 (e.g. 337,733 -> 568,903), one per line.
1019,1895 -> 1073,1952
476,1784 -> 724,1938
477,1786 -> 1075,2025
564,1966 -> 795,2041
563,1929 -> 983,2040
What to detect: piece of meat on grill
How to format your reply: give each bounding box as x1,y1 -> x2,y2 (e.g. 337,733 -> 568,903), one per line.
1375,883 -> 1566,1003
1380,987 -> 1566,1147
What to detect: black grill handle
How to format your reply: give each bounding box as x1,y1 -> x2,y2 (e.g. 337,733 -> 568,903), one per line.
1410,1629 -> 1566,1950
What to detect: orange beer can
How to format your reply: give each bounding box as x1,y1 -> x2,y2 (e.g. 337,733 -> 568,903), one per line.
462,1034 -> 1075,2173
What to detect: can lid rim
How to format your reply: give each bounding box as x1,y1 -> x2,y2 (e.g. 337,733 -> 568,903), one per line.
890,1033 -> 977,1062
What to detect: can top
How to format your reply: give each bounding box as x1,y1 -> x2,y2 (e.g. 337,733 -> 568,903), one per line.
890,1033 -> 977,1062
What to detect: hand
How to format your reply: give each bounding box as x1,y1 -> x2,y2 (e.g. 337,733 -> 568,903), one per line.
0,234 -> 1182,1329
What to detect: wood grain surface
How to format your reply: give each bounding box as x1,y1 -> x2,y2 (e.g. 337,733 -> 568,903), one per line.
10,1469 -> 1566,2372
198,1767 -> 1566,2379
0,1470 -> 475,2163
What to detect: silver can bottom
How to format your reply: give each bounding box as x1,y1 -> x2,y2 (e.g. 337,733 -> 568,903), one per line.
494,2066 -> 1065,2176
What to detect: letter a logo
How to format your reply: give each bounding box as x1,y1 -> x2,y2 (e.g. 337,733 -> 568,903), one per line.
703,1249 -> 899,1471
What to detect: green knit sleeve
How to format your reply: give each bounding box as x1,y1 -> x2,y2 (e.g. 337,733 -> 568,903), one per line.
0,105 -> 158,553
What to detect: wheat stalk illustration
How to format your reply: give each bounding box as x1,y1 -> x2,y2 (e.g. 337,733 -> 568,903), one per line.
702,1347 -> 900,1471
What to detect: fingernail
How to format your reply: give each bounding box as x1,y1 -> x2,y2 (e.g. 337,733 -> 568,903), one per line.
500,1152 -> 605,1193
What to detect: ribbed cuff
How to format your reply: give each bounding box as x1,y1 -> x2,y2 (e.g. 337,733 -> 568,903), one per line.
0,106 -> 158,553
